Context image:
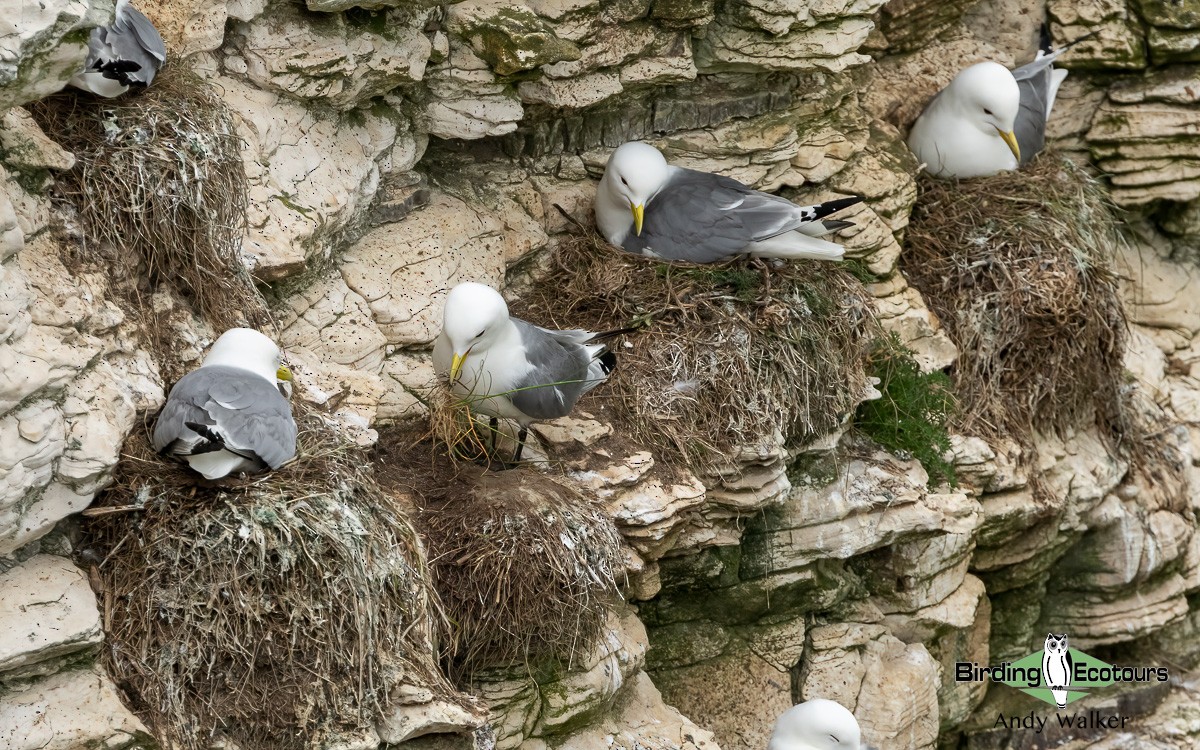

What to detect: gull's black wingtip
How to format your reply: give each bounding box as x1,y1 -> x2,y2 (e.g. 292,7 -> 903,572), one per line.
598,349 -> 618,375
820,219 -> 856,232
810,195 -> 865,221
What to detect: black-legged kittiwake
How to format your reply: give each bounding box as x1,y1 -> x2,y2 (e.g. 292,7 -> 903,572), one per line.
432,282 -> 625,463
768,698 -> 868,750
153,328 -> 297,480
595,142 -> 863,263
69,0 -> 166,97
907,27 -> 1091,179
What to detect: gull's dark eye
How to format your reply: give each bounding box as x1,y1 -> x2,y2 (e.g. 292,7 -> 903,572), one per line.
476,329 -> 486,338
983,108 -> 994,116
620,176 -> 628,186
829,735 -> 840,744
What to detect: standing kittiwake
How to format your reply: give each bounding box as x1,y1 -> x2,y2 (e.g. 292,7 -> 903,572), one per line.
767,699 -> 868,750
432,282 -> 626,463
69,0 -> 166,97
153,328 -> 297,480
907,27 -> 1092,178
595,142 -> 863,263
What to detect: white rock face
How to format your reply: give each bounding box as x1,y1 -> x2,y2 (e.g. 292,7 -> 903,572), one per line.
474,606 -> 708,750
136,0 -> 230,57
0,168 -> 162,557
423,46 -> 526,139
3,0 -> 1200,749
225,5 -> 432,110
696,0 -> 888,73
0,667 -> 150,750
0,0 -> 109,110
377,691 -> 484,744
1088,67 -> 1200,205
340,192 -> 512,346
218,76 -> 416,279
0,555 -> 101,677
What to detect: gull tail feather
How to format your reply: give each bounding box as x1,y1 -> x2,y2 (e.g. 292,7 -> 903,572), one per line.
797,218 -> 855,237
182,421 -> 258,461
748,231 -> 845,261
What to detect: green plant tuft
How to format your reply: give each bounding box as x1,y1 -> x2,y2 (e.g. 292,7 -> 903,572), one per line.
855,334 -> 956,486
654,263 -> 763,302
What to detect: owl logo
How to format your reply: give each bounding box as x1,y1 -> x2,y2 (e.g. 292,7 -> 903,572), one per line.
1042,633 -> 1072,708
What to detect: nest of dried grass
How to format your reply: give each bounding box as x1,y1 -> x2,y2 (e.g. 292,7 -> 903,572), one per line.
28,67 -> 262,337
511,232 -> 876,474
375,428 -> 624,680
81,409 -> 452,750
902,154 -> 1128,446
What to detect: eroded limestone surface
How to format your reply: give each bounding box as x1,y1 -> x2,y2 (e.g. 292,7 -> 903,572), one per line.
3,0 -> 1200,749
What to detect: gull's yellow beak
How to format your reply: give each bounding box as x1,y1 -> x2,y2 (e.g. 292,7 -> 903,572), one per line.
276,366 -> 293,382
631,202 -> 644,237
997,128 -> 1021,163
449,352 -> 466,383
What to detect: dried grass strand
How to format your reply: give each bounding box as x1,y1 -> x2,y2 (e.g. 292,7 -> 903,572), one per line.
28,68 -> 264,350
374,428 -> 623,682
83,409 -> 452,750
902,153 -> 1129,448
512,231 -> 876,474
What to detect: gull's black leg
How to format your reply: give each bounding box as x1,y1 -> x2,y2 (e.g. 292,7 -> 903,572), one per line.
512,426 -> 528,463
489,416 -> 499,453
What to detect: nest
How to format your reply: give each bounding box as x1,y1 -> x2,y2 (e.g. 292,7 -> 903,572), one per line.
902,154 -> 1128,446
512,232 -> 876,473
374,428 -> 624,680
81,410 -> 452,750
28,67 -> 263,341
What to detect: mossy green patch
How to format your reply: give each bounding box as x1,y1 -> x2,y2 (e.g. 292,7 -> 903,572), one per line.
455,6 -> 580,77
854,334 -> 956,487
654,263 -> 763,302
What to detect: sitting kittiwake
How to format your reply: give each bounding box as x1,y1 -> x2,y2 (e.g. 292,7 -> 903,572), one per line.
432,282 -> 626,463
595,141 -> 863,263
907,27 -> 1091,178
69,0 -> 166,97
768,699 -> 866,750
153,328 -> 297,480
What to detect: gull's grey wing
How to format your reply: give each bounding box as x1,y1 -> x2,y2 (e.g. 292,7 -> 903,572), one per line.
153,365 -> 297,468
83,29 -> 108,68
1014,73 -> 1051,165
94,3 -> 165,86
622,168 -> 810,263
1012,50 -> 1063,165
1011,27 -> 1091,165
116,4 -> 166,63
508,320 -> 595,420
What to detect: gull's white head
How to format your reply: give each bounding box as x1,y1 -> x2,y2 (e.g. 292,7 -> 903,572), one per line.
202,328 -> 291,386
441,282 -> 511,383
601,142 -> 671,237
767,699 -> 863,750
945,62 -> 1022,162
